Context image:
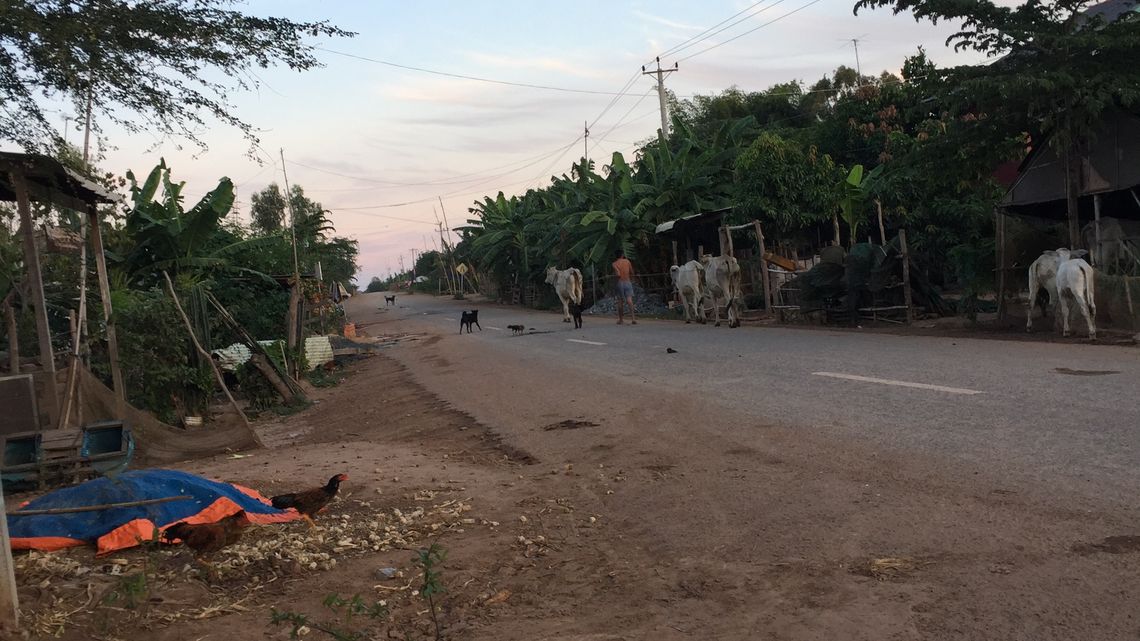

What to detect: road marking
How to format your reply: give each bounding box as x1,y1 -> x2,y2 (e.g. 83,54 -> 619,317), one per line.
567,339 -> 606,346
485,326 -> 503,331
812,372 -> 983,395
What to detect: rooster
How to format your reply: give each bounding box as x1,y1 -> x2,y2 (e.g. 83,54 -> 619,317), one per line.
270,473 -> 348,528
162,510 -> 249,561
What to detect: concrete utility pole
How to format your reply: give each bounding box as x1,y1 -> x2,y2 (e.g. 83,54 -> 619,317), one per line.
642,57 -> 678,140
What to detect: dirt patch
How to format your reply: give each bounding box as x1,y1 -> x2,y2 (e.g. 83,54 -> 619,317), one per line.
541,419 -> 599,431
1072,535 -> 1140,555
1054,367 -> 1121,376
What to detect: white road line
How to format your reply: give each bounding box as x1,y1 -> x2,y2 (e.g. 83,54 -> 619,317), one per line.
485,326 -> 503,331
812,372 -> 983,395
567,339 -> 606,346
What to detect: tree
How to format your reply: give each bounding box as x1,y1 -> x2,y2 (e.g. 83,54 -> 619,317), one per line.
854,0 -> 1140,247
250,184 -> 288,235
1,1 -> 353,151
735,132 -> 838,234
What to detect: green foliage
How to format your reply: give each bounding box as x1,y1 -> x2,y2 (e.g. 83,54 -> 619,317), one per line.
269,593 -> 387,641
415,543 -> 447,640
735,132 -> 838,232
838,164 -> 884,247
120,159 -> 250,286
104,288 -> 211,422
947,239 -> 996,321
364,277 -> 386,293
1,1 -> 353,152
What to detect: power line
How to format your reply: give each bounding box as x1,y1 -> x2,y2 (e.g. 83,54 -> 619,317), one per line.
660,0 -> 793,62
678,0 -> 826,63
653,0 -> 781,62
317,47 -> 632,96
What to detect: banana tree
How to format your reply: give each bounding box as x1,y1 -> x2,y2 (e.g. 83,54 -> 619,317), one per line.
121,159 -> 271,286
837,164 -> 883,248
566,152 -> 654,269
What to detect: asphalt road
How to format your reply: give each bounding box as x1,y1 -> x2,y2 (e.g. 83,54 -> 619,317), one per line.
358,294 -> 1140,508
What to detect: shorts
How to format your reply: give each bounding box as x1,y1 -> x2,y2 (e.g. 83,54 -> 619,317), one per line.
618,280 -> 634,299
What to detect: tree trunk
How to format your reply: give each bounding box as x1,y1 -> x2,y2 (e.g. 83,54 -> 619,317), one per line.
249,353 -> 296,404
832,213 -> 841,246
1065,144 -> 1082,249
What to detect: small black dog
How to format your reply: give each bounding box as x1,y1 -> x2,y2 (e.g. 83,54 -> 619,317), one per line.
507,324 -> 525,335
568,294 -> 595,329
459,309 -> 481,334
384,294 -> 396,306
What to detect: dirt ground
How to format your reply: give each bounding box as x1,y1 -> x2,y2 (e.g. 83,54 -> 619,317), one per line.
5,296 -> 1140,641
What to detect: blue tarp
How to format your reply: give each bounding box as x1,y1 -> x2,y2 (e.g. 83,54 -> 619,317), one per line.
8,469 -> 296,553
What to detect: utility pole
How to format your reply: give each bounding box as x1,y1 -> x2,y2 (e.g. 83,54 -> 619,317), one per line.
280,149 -> 303,375
642,57 -> 679,140
584,120 -> 589,163
851,38 -> 863,79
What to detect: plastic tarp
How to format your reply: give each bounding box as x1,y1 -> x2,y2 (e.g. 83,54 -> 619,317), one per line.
7,469 -> 300,554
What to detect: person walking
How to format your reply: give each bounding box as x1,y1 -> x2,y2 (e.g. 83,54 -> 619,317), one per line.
612,249 -> 636,325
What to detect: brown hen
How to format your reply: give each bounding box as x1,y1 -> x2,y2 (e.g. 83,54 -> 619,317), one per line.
270,473 -> 348,528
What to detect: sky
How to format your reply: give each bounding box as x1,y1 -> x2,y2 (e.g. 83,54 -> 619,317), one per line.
55,0 -> 997,284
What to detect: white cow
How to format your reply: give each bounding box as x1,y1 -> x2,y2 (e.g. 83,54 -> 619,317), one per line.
670,260 -> 706,324
1026,249 -> 1065,331
1026,248 -> 1087,331
1056,256 -> 1097,340
701,255 -> 743,328
545,266 -> 583,323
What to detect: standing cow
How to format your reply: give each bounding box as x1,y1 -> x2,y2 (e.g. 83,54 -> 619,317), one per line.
1026,248 -> 1088,332
701,255 -> 743,328
670,260 -> 706,324
1056,256 -> 1097,340
545,266 -> 583,323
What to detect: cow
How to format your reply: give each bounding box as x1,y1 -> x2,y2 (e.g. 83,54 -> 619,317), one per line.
1026,248 -> 1088,331
669,260 -> 706,324
1056,256 -> 1097,340
545,266 -> 583,323
1026,249 -> 1065,332
701,255 -> 743,328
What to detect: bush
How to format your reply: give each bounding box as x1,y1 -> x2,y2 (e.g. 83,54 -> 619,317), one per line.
106,288 -> 212,422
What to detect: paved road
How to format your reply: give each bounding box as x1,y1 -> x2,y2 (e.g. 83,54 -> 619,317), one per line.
360,294 -> 1140,507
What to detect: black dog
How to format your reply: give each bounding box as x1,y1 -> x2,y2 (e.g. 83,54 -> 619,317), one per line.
460,310 -> 481,334
384,294 -> 396,306
507,324 -> 525,335
568,294 -> 595,329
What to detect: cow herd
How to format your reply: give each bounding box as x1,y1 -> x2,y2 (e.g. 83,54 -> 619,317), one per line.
669,255 -> 744,328
545,245 -> 1104,339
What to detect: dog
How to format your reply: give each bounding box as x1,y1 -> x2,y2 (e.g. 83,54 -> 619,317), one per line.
568,293 -> 595,329
507,324 -> 525,335
384,294 -> 396,306
459,310 -> 481,334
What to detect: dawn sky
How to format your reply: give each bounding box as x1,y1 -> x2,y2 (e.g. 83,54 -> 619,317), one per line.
60,0 -> 997,283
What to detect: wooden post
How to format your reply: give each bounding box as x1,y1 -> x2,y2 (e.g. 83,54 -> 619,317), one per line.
11,172 -> 58,425
59,207 -> 89,430
996,211 -> 1007,321
718,226 -> 728,256
163,272 -> 263,448
1094,193 -> 1103,268
3,296 -> 17,375
88,209 -> 126,417
0,479 -> 19,631
899,229 -> 914,325
754,220 -> 773,313
876,198 -> 886,246
671,240 -> 678,267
